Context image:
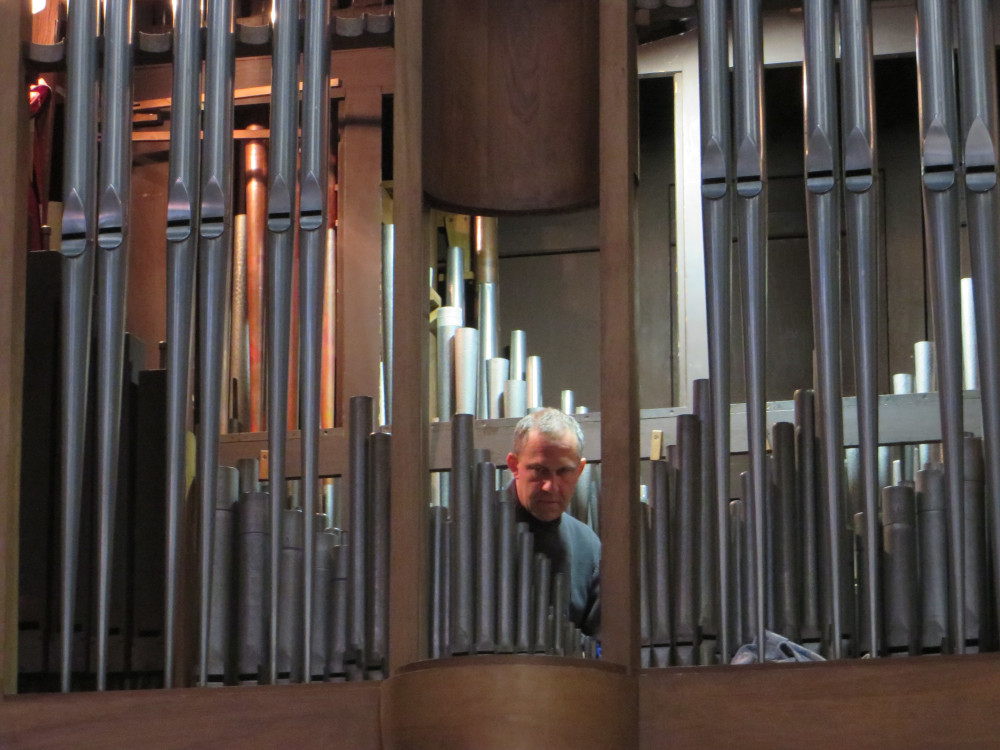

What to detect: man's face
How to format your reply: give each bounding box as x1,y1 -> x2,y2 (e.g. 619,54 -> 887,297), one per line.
506,428 -> 586,522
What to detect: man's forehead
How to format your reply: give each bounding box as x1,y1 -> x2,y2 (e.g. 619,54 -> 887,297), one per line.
521,428 -> 580,456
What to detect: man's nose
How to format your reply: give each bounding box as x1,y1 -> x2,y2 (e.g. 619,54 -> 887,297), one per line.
541,476 -> 556,492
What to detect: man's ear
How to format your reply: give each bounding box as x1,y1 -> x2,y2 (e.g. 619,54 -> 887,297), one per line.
575,457 -> 587,480
506,452 -> 519,476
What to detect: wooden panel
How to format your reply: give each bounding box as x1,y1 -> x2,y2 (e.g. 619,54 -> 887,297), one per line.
639,654 -> 1000,749
387,0 -> 430,673
383,657 -> 635,749
0,682 -> 381,748
337,85 -> 384,421
598,0 -> 640,696
423,0 -> 599,214
1,0 -> 31,696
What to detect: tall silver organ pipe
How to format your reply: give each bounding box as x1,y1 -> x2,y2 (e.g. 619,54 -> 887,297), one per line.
560,390 -> 575,416
58,0 -> 100,695
453,327 -> 480,416
196,0 -> 236,685
733,0 -> 768,662
914,341 -> 936,393
298,0 -> 332,682
803,0 -> 845,659
163,0 -> 203,689
436,305 -> 463,420
265,0 -> 301,683
447,245 -> 465,312
960,278 -> 978,391
956,0 -> 1000,635
93,0 -> 134,691
840,0 -> 880,658
697,0 -> 733,663
916,0 -> 966,652
382,223 -> 395,423
504,379 -> 528,419
510,330 -> 527,381
487,358 -> 510,419
526,356 -> 543,411
477,283 -> 498,418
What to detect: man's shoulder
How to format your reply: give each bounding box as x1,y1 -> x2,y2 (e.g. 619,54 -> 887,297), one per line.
560,512 -> 601,550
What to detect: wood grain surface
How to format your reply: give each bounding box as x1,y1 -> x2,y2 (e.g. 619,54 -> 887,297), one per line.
0,682 -> 381,749
423,0 -> 599,214
383,657 -> 635,749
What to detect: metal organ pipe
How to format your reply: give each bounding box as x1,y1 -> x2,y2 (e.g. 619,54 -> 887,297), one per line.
509,330 -> 527,381
347,396 -> 372,677
93,0 -> 134,691
208,467 -> 239,686
265,0 -> 301,683
436,305 -> 463,420
453,327 -> 480,416
477,283 -> 499,419
163,0 -> 203,689
450,413 -> 475,654
840,0 -> 881,659
733,0 -> 768,663
697,0 -> 733,663
196,0 -> 236,686
915,0 -> 967,652
58,0 -> 99,695
297,0 -> 332,683
803,0 -> 845,659
956,0 -> 1000,641
960,278 -> 978,391
369,431 -> 391,675
526,356 -> 543,411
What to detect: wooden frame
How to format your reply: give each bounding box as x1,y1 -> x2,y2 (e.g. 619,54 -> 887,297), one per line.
4,0 -> 1000,747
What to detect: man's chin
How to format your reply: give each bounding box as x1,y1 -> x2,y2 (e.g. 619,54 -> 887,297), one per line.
531,501 -> 564,521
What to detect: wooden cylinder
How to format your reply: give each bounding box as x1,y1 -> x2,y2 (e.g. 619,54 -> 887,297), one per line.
382,657 -> 635,749
423,0 -> 599,215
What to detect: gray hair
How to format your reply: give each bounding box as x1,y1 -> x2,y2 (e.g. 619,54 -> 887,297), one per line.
512,408 -> 585,456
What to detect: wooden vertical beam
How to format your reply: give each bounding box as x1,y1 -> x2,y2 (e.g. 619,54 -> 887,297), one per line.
338,86 -> 384,420
599,0 -> 640,680
387,0 -> 429,672
0,0 -> 31,696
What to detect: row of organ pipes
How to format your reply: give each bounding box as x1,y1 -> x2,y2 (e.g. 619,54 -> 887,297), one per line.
26,0 -> 1000,691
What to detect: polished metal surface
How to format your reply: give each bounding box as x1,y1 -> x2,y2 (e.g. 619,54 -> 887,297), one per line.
58,0 -> 100,695
454,327 -> 480,416
436,306 -> 463,420
733,0 -> 768,662
509,330 -> 527,381
696,0 -> 735,658
196,0 -> 236,686
840,0 -> 880,659
477,283 -> 499,419
93,0 -> 135,691
883,484 -> 920,655
264,0 -> 301,683
450,414 -> 475,654
298,0 -> 332,682
237,491 -> 269,685
526,356 -> 543,411
347,396 -> 372,675
916,465 -> 948,652
916,0 -> 967,652
957,0 -> 1000,639
369,431 -> 391,673
487,358 -> 510,419
208,467 -> 239,685
163,0 -> 203,689
475,462 -> 497,653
